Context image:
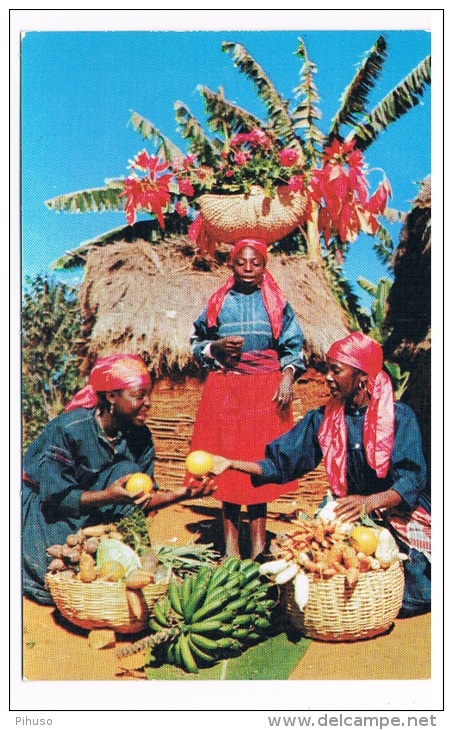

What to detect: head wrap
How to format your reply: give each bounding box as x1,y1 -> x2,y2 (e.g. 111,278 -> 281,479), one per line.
317,332 -> 395,496
206,238 -> 286,339
64,354 -> 151,412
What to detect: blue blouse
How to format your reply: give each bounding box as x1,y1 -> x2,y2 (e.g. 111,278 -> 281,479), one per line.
252,401 -> 428,512
22,407 -> 157,603
191,287 -> 306,373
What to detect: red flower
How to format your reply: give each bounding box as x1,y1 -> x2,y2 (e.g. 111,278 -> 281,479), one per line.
230,129 -> 271,150
120,152 -> 173,229
312,139 -> 391,244
279,148 -> 299,167
175,200 -> 188,217
183,154 -> 197,170
366,178 -> 392,215
288,175 -> 305,192
234,150 -> 252,166
178,178 -> 195,197
171,156 -> 183,172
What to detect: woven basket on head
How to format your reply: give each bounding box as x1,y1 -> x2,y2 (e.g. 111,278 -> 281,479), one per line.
282,560 -> 405,642
198,185 -> 307,244
46,573 -> 169,634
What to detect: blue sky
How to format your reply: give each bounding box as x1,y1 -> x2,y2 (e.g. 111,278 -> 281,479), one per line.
20,27 -> 431,311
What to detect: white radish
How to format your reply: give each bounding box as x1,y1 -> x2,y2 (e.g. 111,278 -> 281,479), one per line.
293,571 -> 310,610
275,563 -> 299,584
297,551 -> 310,566
316,500 -> 338,521
259,559 -> 288,576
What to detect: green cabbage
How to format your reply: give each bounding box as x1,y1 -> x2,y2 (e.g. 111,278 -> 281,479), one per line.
96,537 -> 141,576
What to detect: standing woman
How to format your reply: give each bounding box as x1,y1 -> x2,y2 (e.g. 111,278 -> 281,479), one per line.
210,333 -> 431,616
188,238 -> 305,560
23,353 -> 211,604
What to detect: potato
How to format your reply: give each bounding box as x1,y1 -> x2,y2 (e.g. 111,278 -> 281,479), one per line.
125,569 -> 153,591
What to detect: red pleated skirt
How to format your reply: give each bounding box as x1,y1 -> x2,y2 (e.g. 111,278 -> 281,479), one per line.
186,369 -> 299,505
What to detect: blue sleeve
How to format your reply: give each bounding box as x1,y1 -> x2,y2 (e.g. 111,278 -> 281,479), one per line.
252,409 -> 323,486
137,439 -> 157,485
29,421 -> 85,518
190,308 -> 216,368
389,403 -> 427,510
276,303 -> 306,374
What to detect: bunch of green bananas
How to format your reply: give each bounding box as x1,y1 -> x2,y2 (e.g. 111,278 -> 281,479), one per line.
149,557 -> 276,674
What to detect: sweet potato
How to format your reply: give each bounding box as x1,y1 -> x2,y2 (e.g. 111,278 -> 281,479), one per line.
126,589 -> 146,620
88,629 -> 116,650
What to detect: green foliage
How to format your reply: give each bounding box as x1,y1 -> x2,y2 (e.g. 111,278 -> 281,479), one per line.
221,41 -> 302,152
45,180 -> 125,214
357,275 -> 410,399
292,39 -> 326,164
329,35 -> 388,141
22,274 -> 84,447
357,276 -> 393,343
383,361 -> 411,401
115,507 -> 151,554
346,55 -> 431,150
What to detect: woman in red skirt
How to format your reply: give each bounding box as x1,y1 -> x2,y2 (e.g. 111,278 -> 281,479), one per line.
188,238 -> 305,560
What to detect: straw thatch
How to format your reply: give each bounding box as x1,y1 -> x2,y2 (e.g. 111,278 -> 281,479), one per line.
384,175 -> 431,486
78,235 -> 351,378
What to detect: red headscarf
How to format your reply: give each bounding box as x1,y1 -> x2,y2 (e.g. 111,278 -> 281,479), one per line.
317,332 -> 395,496
64,354 -> 151,412
206,238 -> 287,339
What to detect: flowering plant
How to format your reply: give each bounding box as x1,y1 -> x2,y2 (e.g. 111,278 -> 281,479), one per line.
120,132 -> 391,254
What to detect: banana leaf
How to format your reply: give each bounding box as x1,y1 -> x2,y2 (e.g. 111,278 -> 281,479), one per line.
145,631 -> 311,680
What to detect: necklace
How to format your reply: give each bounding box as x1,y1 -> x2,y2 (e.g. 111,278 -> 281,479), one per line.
95,410 -> 118,444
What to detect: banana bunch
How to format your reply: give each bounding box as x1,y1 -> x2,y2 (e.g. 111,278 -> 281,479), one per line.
149,557 -> 276,674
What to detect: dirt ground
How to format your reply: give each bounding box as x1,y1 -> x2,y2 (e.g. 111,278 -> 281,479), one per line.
22,495 -> 431,683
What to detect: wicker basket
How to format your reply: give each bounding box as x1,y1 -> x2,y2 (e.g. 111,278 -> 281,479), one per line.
282,560 -> 405,642
198,185 -> 307,244
46,573 -> 169,634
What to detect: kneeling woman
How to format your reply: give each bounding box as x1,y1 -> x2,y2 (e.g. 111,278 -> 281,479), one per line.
211,333 -> 431,617
23,353 -> 212,605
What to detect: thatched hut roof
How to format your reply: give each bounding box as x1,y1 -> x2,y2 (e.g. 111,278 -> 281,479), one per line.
78,235 -> 351,378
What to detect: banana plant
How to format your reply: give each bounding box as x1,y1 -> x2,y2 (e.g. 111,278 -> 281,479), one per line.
46,34 -> 430,327
357,275 -> 410,399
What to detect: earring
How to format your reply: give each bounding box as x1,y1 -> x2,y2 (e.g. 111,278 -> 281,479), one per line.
109,402 -> 114,415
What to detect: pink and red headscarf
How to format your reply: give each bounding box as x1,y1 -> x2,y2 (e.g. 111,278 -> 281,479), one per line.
206,238 -> 287,340
64,354 -> 151,412
317,332 -> 395,496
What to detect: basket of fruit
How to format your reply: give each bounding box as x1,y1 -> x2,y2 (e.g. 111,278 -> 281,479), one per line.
45,508 -> 220,634
260,511 -> 405,642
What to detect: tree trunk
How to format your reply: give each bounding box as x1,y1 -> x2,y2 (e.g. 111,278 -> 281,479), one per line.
305,202 -> 323,262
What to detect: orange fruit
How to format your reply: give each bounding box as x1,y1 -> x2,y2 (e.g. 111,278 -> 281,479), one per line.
349,525 -> 379,556
125,473 -> 153,496
98,560 -> 126,581
185,450 -> 214,477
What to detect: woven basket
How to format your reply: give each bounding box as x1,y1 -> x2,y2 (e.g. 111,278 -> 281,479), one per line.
46,573 -> 169,634
282,560 -> 405,642
198,185 -> 307,244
